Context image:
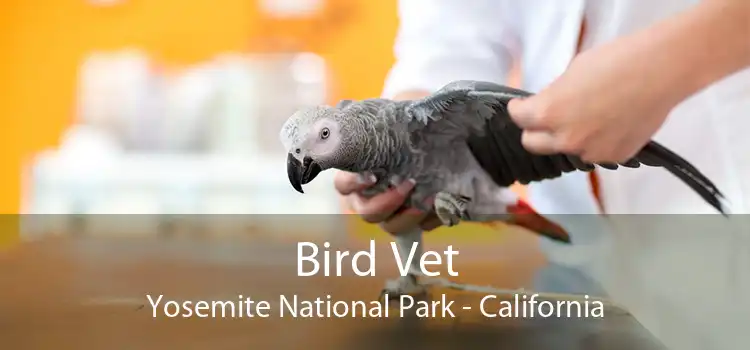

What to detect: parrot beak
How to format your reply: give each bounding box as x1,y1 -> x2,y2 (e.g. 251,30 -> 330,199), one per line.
287,154 -> 322,194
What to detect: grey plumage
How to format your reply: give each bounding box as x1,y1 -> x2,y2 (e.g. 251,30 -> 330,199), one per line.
280,80 -> 728,298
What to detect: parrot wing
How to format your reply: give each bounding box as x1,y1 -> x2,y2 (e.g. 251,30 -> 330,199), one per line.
405,80 -> 728,215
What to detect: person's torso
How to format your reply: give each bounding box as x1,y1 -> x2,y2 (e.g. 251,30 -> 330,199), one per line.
501,0 -> 750,215
502,3 -> 750,349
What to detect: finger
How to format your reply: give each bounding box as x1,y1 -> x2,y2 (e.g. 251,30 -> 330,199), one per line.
334,171 -> 377,195
380,208 -> 430,235
521,130 -> 559,155
354,180 -> 416,223
577,131 -> 640,163
419,213 -> 444,232
339,193 -> 356,214
508,97 -> 548,130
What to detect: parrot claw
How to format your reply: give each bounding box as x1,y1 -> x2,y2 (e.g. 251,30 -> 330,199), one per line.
377,274 -> 427,302
356,172 -> 377,185
434,192 -> 472,227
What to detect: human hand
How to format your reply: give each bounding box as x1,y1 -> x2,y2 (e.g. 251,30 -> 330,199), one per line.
508,34 -> 683,163
333,171 -> 443,234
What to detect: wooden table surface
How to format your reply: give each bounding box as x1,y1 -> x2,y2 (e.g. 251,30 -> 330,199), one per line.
0,218 -> 667,350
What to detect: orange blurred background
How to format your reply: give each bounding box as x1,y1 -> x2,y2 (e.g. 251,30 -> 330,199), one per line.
0,0 -> 399,211
0,0 -> 524,248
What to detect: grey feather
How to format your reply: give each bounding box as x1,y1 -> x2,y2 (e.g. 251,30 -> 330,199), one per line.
404,80 -> 727,215
336,99 -> 355,108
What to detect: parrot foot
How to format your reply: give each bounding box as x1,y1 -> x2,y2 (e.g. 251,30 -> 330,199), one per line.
378,274 -> 427,301
434,192 -> 472,227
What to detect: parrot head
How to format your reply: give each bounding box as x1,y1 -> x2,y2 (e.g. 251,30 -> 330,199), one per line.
279,106 -> 351,194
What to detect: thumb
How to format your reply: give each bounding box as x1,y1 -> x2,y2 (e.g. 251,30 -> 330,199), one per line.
507,97 -> 541,129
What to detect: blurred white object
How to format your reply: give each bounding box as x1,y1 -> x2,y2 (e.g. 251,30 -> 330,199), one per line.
210,53 -> 262,156
75,51 -> 329,155
58,124 -> 123,160
33,50 -> 337,237
24,151 -> 341,237
161,63 -> 221,151
290,53 -> 328,106
51,125 -> 122,218
77,49 -> 163,150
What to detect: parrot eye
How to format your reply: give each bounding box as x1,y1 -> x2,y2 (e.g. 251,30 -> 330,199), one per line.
295,148 -> 301,154
320,127 -> 330,139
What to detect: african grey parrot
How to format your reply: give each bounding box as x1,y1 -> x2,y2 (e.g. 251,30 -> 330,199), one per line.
279,80 -> 728,298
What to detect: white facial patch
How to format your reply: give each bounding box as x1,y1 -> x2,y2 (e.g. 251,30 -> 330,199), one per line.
278,106 -> 338,159
279,118 -> 299,151
280,109 -> 317,152
308,119 -> 341,158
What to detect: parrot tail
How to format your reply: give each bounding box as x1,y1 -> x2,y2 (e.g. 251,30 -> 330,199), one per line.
505,199 -> 572,244
639,141 -> 729,216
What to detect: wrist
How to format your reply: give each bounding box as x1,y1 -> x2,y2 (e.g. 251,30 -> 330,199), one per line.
645,0 -> 749,103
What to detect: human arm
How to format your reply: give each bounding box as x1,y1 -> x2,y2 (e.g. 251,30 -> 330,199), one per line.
509,0 -> 750,163
337,0 -> 517,233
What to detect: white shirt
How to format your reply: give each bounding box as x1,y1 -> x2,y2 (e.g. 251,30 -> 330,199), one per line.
381,1 -> 750,349
382,0 -> 750,216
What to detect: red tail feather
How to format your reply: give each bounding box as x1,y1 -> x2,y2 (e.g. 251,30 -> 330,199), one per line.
506,199 -> 571,243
